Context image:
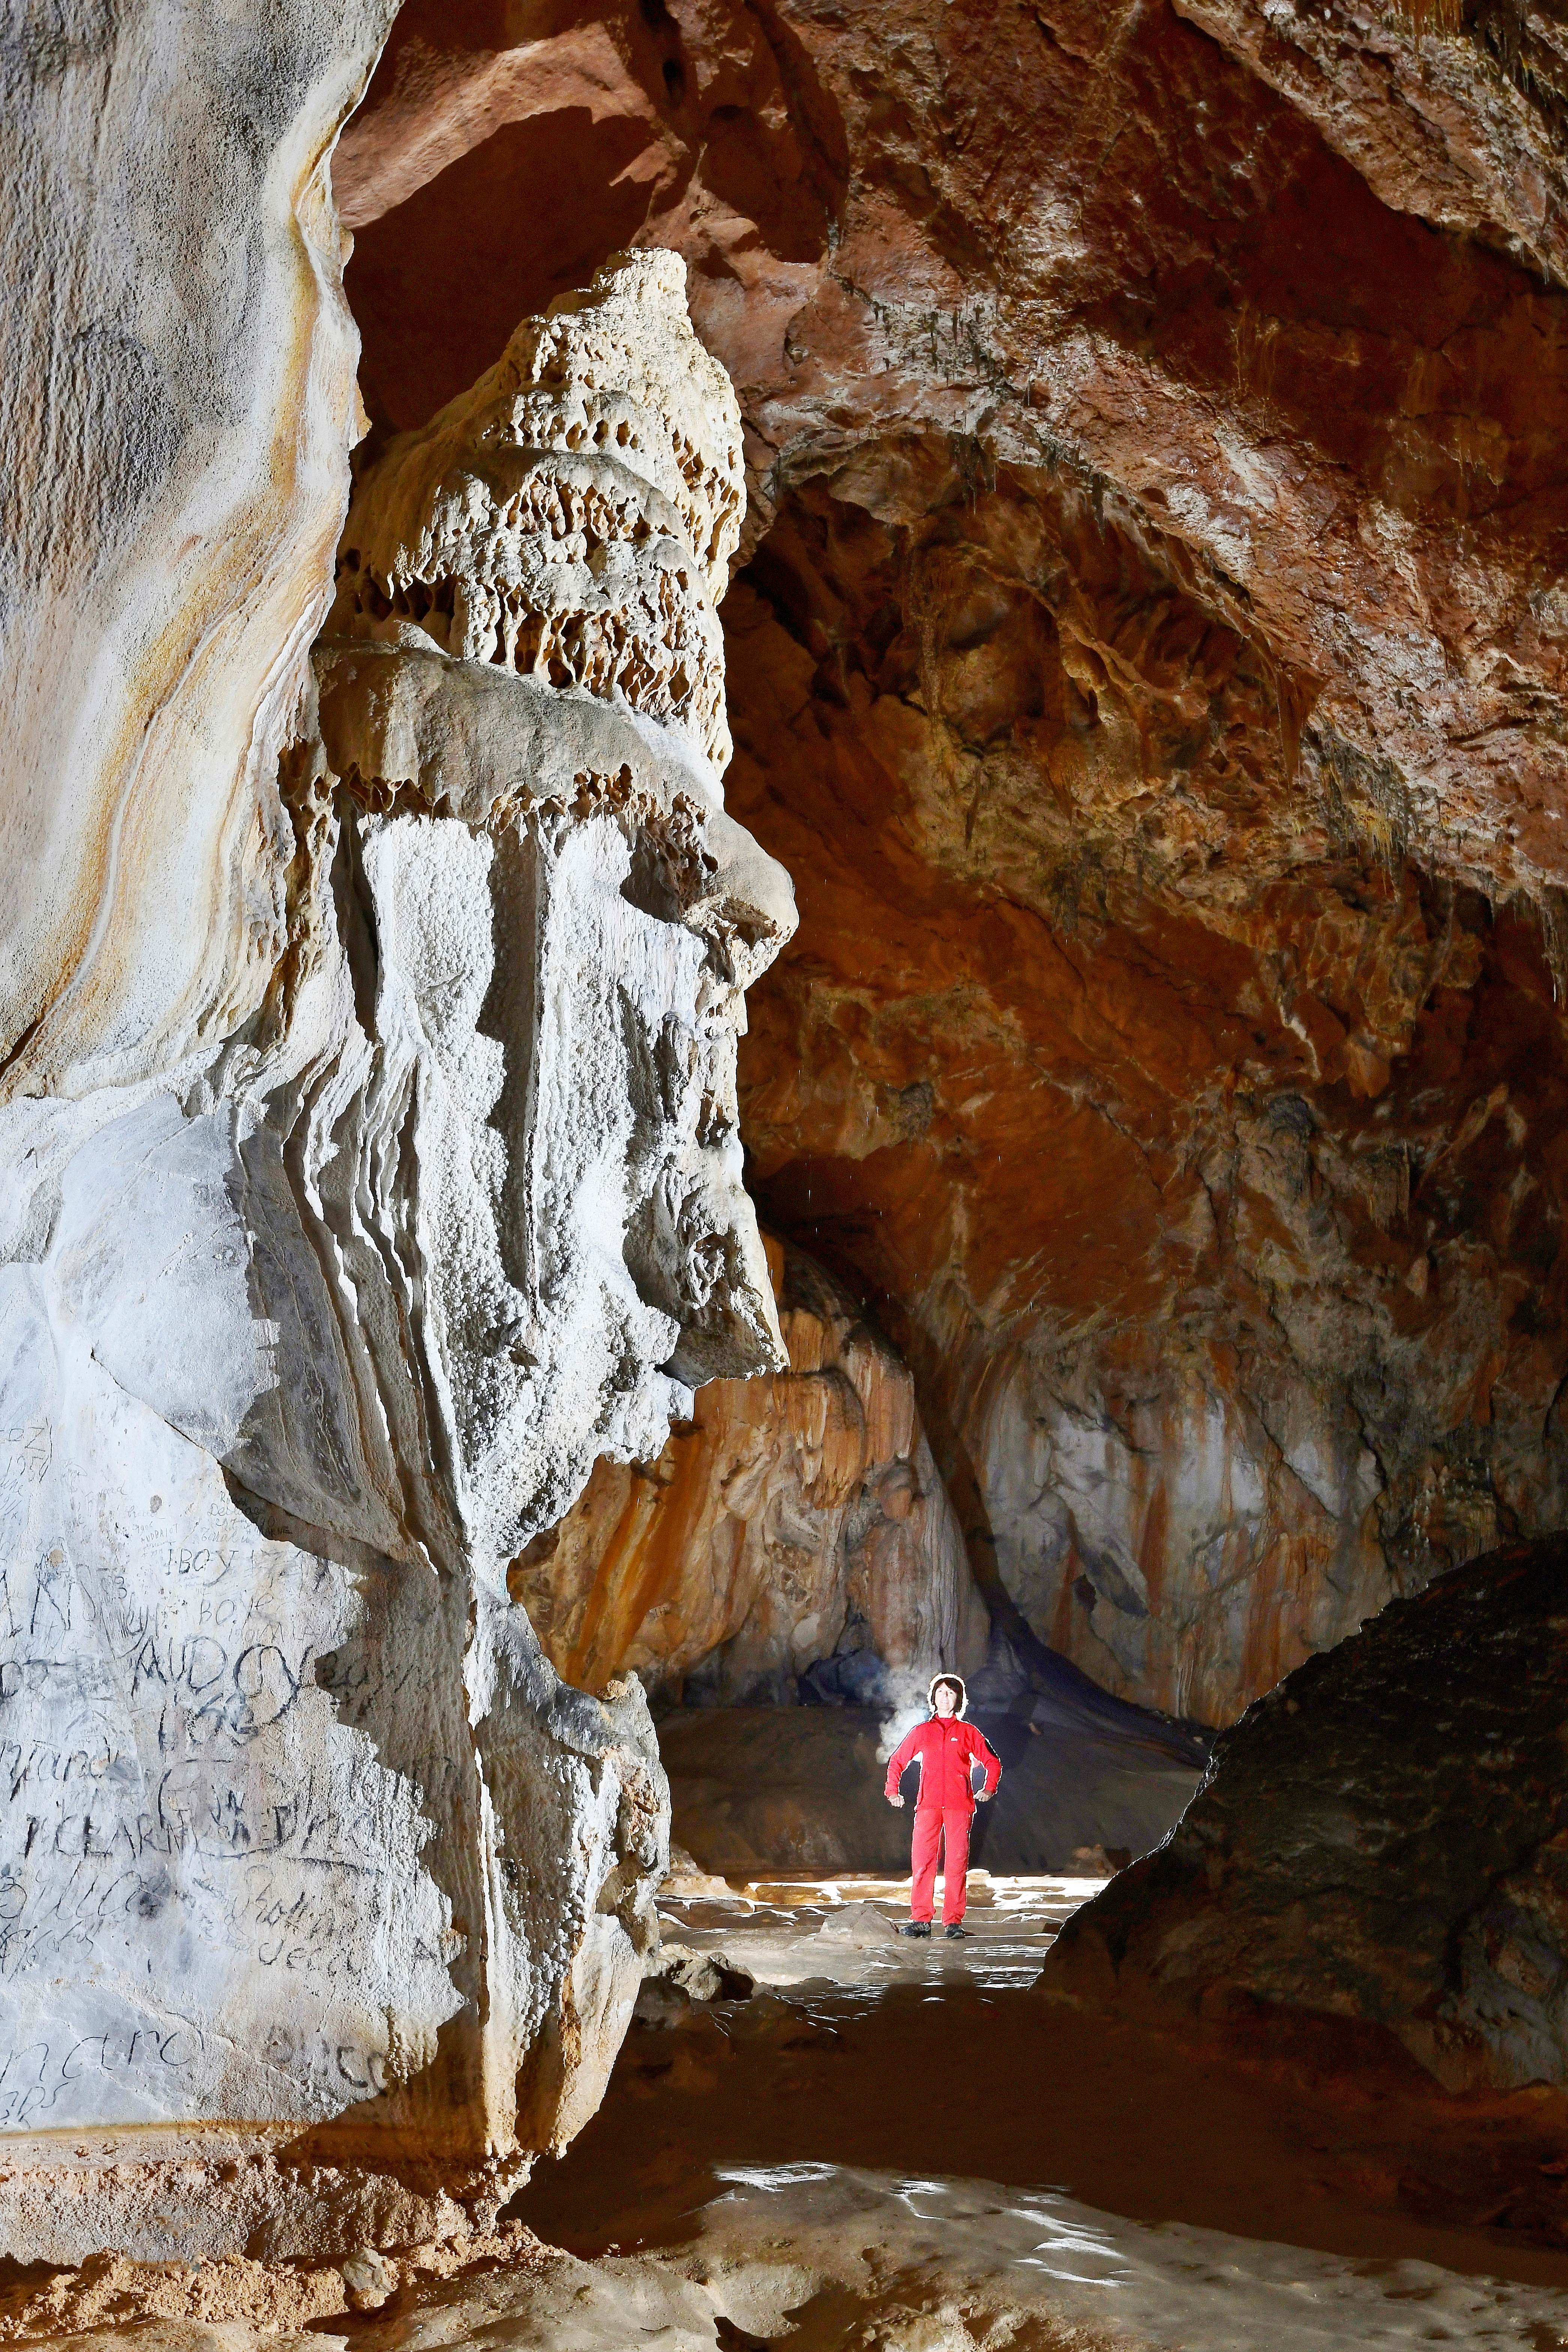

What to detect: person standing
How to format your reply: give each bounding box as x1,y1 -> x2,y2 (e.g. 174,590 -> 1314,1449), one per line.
883,1672 -> 1001,1938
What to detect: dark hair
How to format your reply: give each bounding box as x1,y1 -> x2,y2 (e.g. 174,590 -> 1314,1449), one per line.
929,1673 -> 966,1709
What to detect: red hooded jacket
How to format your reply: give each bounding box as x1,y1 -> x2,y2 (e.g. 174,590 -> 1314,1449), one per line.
884,1713 -> 1001,1814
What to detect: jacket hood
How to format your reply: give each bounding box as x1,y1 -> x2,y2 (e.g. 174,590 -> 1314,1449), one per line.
927,1672 -> 968,1718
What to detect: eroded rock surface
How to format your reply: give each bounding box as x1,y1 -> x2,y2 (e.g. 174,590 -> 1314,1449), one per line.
516,1234 -> 987,1704
1039,1533 -> 1568,2094
336,0 -> 1568,1730
727,466 -> 1568,1726
17,0 -> 1568,2266
0,236 -> 791,2258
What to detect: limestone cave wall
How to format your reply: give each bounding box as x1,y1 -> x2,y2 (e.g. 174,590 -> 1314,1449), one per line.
521,1233 -> 989,1703
333,0 -> 1568,1730
0,16 -> 791,2258
10,0 -> 1568,2268
729,465 -> 1568,1726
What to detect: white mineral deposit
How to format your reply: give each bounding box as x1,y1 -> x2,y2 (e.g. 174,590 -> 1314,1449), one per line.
6,1 -> 1568,2344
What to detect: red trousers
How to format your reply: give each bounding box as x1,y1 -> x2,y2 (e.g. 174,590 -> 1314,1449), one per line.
910,1805 -> 973,1924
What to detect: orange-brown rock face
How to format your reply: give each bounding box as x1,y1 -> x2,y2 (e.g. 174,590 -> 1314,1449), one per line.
342,0 -> 1568,911
728,466 -> 1568,1725
516,1237 -> 989,1701
341,0 -> 1568,1726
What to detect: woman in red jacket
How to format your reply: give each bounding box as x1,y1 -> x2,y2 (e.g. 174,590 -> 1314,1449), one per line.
883,1672 -> 1001,1938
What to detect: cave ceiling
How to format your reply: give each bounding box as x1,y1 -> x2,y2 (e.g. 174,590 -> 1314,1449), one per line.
344,0 -> 1568,1724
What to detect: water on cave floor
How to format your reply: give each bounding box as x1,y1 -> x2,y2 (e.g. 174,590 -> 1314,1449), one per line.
505,1872 -> 1568,2350
658,1868 -> 1107,1992
9,1878 -> 1566,2350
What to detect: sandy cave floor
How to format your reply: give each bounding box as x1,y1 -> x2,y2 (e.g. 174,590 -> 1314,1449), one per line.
9,1874 -> 1568,2351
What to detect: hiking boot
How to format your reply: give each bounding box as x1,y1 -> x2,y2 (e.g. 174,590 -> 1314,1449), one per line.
899,1921 -> 931,1938
944,1924 -> 966,1939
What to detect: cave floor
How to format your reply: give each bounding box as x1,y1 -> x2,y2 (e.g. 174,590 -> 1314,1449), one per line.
7,1876 -> 1568,2351
507,1872 -> 1568,2348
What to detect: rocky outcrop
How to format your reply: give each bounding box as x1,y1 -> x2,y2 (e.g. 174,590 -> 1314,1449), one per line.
333,0 -> 846,452
1038,1534 -> 1568,2094
330,0 -> 1568,1729
0,190 -> 791,2256
516,1235 -> 988,1705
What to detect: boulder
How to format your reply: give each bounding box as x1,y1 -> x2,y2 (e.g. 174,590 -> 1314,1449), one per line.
1039,1536 -> 1568,2093
816,1902 -> 900,1946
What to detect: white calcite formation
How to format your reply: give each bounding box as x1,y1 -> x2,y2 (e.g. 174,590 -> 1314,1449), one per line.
0,176 -> 792,2258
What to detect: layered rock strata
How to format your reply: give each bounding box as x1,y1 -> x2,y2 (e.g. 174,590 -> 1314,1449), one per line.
1038,1534 -> 1568,2094
0,224 -> 792,2258
518,1234 -> 988,1705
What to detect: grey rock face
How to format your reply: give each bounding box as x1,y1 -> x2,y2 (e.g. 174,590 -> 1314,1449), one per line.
1039,1534 -> 1568,2094
0,13 -> 790,2255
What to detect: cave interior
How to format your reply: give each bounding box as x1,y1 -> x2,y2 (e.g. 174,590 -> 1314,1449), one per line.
8,0 -> 1568,2340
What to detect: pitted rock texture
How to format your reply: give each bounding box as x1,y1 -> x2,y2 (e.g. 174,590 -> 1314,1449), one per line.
515,1233 -> 988,1704
341,0 -> 1568,912
0,235 -> 790,2258
339,0 -> 1568,1728
1037,1534 -> 1568,2096
328,245 -> 743,770
728,462 -> 1568,1726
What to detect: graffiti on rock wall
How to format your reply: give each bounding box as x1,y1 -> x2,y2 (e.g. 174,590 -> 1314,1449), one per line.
0,1268 -> 460,2132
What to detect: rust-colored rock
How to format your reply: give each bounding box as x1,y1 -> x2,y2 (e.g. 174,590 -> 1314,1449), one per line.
728,466 -> 1568,1724
339,0 -> 1568,1729
516,1236 -> 989,1702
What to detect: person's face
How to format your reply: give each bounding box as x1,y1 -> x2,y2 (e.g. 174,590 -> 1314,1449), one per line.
934,1683 -> 957,1717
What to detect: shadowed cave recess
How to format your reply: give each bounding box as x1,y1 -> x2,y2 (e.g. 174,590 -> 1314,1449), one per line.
9,0 -> 1568,2343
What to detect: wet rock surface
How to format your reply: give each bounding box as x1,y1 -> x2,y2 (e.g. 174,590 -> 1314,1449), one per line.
1040,1532 -> 1568,2094
12,1878 -> 1568,2349
510,1872 -> 1568,2332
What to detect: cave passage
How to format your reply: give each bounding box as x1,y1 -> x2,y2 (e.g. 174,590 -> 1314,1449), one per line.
327,3 -> 1568,2331
14,0 -> 1568,2338
511,1868 -> 1568,2341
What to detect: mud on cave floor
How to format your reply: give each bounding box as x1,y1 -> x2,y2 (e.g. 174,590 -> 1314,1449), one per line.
500,1872 -> 1568,2346
9,1878 -> 1568,2351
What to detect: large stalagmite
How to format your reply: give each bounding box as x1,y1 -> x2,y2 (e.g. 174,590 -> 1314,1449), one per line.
0,67 -> 792,2250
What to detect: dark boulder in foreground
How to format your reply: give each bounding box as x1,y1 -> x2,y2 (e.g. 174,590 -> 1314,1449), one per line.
1039,1537 -> 1568,2091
